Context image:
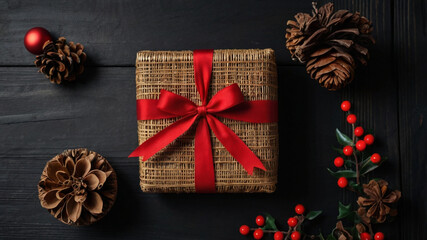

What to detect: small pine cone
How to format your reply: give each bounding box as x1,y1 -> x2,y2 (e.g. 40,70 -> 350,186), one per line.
35,37 -> 87,84
285,2 -> 375,90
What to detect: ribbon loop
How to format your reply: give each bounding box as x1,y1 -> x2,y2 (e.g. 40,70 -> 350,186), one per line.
206,83 -> 245,114
157,89 -> 197,116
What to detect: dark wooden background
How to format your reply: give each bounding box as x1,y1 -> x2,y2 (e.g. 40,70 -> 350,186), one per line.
0,0 -> 425,239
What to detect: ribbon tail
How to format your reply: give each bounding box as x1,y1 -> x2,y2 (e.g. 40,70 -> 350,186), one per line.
129,114 -> 198,159
194,118 -> 216,193
206,115 -> 266,175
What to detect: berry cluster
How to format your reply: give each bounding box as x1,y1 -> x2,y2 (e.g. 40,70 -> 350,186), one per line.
239,204 -> 321,240
360,232 -> 385,240
335,101 -> 383,189
239,100 -> 400,240
326,100 -> 393,240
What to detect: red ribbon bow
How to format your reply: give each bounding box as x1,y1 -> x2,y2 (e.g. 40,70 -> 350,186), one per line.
129,49 -> 278,193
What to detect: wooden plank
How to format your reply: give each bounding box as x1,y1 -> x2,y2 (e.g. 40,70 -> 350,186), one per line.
0,0 -> 313,66
394,0 -> 427,239
0,66 -> 344,239
0,0 -> 414,239
328,1 -> 403,238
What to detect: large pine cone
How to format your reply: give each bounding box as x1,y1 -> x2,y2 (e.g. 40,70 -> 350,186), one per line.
285,2 -> 375,90
35,37 -> 86,84
38,149 -> 117,225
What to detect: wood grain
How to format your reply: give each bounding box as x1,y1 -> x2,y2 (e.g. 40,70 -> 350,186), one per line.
0,0 -> 312,66
332,0 -> 403,238
394,0 -> 427,239
0,66 -> 343,239
0,0 -> 424,239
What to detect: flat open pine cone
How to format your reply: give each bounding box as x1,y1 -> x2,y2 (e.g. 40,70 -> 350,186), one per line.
285,2 -> 375,90
34,37 -> 86,84
38,149 -> 117,225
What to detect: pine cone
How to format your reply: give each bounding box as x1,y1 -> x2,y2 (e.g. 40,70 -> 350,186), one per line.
35,37 -> 87,84
38,149 -> 117,225
285,2 -> 375,90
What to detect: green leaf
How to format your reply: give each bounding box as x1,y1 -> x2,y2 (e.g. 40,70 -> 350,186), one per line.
360,159 -> 384,176
337,202 -> 353,220
336,128 -> 354,146
318,233 -> 325,240
306,210 -> 322,220
261,213 -> 278,231
345,160 -> 356,167
360,156 -> 372,169
327,168 -> 357,178
349,181 -> 363,193
332,146 -> 344,155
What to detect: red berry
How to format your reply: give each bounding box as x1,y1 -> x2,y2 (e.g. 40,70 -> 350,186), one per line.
364,134 -> 375,145
334,157 -> 344,167
360,232 -> 372,240
337,177 -> 348,188
343,146 -> 353,156
356,140 -> 367,151
255,215 -> 265,226
374,232 -> 384,240
274,231 -> 284,240
253,229 -> 264,240
354,126 -> 364,137
295,204 -> 305,215
347,114 -> 357,124
371,153 -> 381,164
239,225 -> 250,235
290,231 -> 301,240
341,101 -> 351,111
287,217 -> 298,227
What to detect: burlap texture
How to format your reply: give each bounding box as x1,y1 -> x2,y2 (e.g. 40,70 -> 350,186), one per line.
135,49 -> 278,193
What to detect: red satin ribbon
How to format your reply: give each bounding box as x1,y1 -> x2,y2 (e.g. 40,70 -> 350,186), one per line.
129,49 -> 278,193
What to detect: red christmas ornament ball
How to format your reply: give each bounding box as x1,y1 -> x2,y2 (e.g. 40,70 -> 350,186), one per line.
364,134 -> 375,145
343,146 -> 353,156
287,217 -> 298,227
374,232 -> 384,240
290,231 -> 301,240
294,204 -> 305,215
253,229 -> 264,240
360,232 -> 372,240
24,27 -> 52,55
341,100 -> 351,111
334,157 -> 344,167
354,126 -> 364,137
337,177 -> 348,188
274,231 -> 284,240
255,215 -> 265,226
239,225 -> 250,235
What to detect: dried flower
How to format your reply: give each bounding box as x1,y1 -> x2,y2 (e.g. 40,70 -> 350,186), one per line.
357,179 -> 401,223
38,149 -> 117,225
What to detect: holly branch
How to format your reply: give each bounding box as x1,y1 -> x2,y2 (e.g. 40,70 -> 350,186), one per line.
238,101 -> 401,240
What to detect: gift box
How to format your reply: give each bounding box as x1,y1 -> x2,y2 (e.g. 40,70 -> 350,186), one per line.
131,49 -> 278,193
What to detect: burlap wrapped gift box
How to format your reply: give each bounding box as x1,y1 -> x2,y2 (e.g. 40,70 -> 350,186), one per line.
134,49 -> 278,193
